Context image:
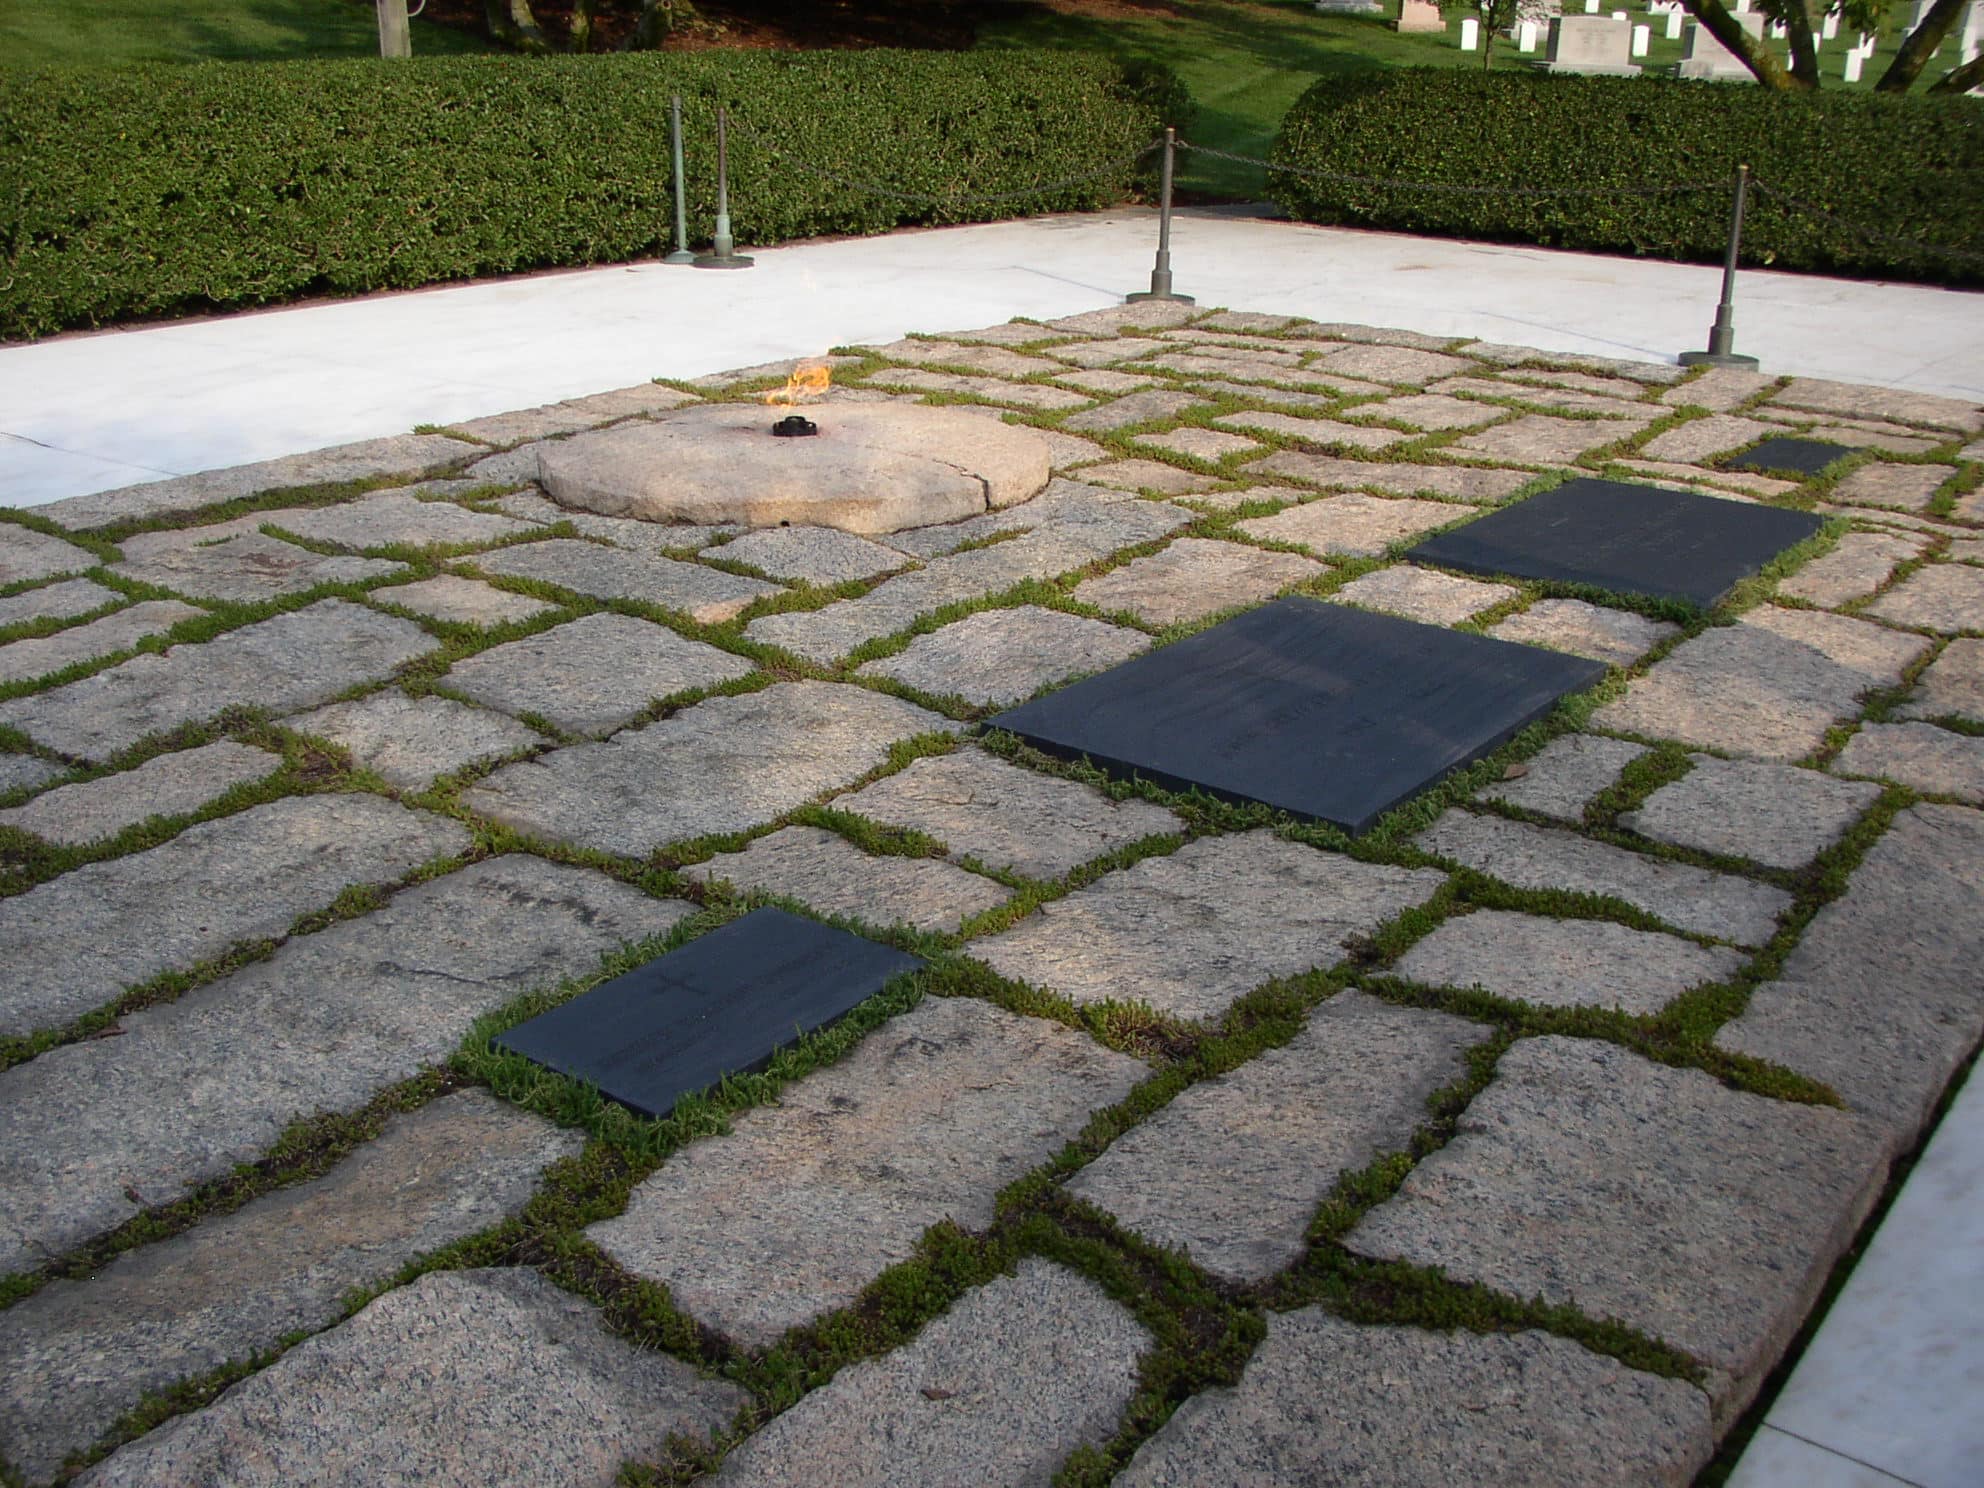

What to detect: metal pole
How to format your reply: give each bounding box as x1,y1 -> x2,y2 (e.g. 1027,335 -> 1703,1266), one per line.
663,94 -> 694,265
694,106 -> 753,270
1127,128 -> 1193,305
1679,163 -> 1758,371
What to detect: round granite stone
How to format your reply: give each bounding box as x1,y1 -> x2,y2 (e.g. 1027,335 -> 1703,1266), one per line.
537,404 -> 1052,535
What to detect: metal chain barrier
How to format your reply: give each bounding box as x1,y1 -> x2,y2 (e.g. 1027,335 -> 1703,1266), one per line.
1750,178 -> 1984,268
718,112 -> 1165,211
1175,139 -> 1723,200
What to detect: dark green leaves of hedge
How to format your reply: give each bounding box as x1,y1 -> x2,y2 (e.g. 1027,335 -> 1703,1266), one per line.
1266,70 -> 1981,285
0,51 -> 1180,340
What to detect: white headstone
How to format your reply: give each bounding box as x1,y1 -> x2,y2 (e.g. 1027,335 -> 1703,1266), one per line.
1769,19 -> 1787,36
1821,11 -> 1839,38
1678,11 -> 1767,80
1843,46 -> 1865,79
1632,21 -> 1651,53
1585,0 -> 1599,13
1519,17 -> 1540,47
1665,6 -> 1684,38
1734,0 -> 1748,12
1611,8 -> 1627,17
1962,0 -> 1983,60
1394,0 -> 1449,30
1460,15 -> 1480,46
1546,13 -> 1643,71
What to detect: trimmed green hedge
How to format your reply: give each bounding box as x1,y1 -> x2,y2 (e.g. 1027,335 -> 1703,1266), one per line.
1268,70 -> 1983,285
0,51 -> 1185,340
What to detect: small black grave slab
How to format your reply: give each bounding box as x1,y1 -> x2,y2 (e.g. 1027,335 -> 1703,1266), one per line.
1404,475 -> 1825,609
989,597 -> 1606,836
493,907 -> 922,1119
1722,436 -> 1860,477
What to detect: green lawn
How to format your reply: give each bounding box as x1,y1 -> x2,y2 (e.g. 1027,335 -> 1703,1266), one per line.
0,0 -> 489,64
975,0 -> 1916,199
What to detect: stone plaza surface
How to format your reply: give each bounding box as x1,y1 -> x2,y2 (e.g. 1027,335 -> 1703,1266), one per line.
0,302 -> 1980,1486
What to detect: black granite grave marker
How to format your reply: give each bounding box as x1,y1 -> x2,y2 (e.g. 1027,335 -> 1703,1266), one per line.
1722,436 -> 1860,477
989,598 -> 1606,836
1405,476 -> 1825,609
493,907 -> 922,1119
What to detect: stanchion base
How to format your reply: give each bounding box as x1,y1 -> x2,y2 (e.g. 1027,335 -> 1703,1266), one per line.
693,254 -> 755,270
1678,350 -> 1760,370
1126,291 -> 1194,304
662,251 -> 697,266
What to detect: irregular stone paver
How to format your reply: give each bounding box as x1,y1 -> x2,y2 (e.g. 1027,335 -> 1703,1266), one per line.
1833,721 -> 1984,801
1593,606 -> 1929,761
1663,366 -> 1777,411
1195,380 -> 1359,410
270,491 -> 536,550
1475,733 -> 1647,820
372,573 -> 558,626
1199,311 -> 1301,333
0,600 -> 440,763
858,606 -> 1147,706
1071,991 -> 1488,1281
588,996 -> 1145,1347
708,526 -> 908,584
745,502 -> 1189,664
683,825 -> 1008,932
1865,563 -> 1984,631
1076,458 -> 1221,496
834,748 -> 1181,880
1897,637 -> 1984,722
1355,393 -> 1507,431
445,612 -> 753,737
441,403 -> 599,444
1060,389 -> 1207,434
1462,348 -> 1687,385
1251,452 -> 1532,503
863,340 -> 1061,378
1118,1310 -> 1712,1487
1346,1036 -> 1889,1417
1211,411 -> 1406,451
1308,343 -> 1471,384
869,368 -> 1088,410
472,538 -> 779,624
1048,303 -> 1200,335
1177,483 -> 1306,513
0,600 -> 203,684
0,1091 -> 581,1484
551,380 -> 700,422
0,740 -> 279,846
1778,531 -> 1926,606
0,755 -> 62,797
1415,809 -> 1791,945
1147,352 -> 1326,386
293,691 -> 542,789
973,832 -> 1446,1021
1638,415 -> 1782,464
1236,492 -> 1461,559
463,682 -> 951,857
1717,803 -> 1984,1145
1330,566 -> 1518,626
1615,459 -> 1797,498
493,491 -> 737,555
0,526 -> 98,586
1830,462 -> 1951,512
1621,756 -> 1882,868
38,434 -> 482,532
941,321 -> 1072,347
1051,366 -> 1155,395
1450,414 -> 1649,465
0,577 -> 119,628
0,794 -> 468,1037
74,1268 -> 743,1488
1395,909 -> 1744,1014
1073,537 -> 1324,625
111,530 -> 405,602
1043,336 -> 1171,368
0,856 -> 687,1274
1133,426 -> 1261,462
710,1258 -> 1149,1487
1769,379 -> 1982,434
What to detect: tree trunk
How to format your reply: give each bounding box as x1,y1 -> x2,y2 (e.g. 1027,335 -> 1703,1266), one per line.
1681,0 -> 1807,87
634,0 -> 688,47
486,0 -> 548,50
1878,0 -> 1969,90
1926,51 -> 1984,92
1783,0 -> 1821,88
570,0 -> 595,51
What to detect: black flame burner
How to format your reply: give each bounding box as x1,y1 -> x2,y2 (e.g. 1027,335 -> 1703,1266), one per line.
772,414 -> 818,438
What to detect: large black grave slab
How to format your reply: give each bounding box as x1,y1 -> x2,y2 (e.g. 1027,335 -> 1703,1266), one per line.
1722,436 -> 1860,477
1404,476 -> 1825,609
989,598 -> 1606,836
493,907 -> 923,1119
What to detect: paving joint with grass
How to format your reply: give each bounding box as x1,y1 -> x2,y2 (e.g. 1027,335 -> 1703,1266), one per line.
1,310 -> 1980,1487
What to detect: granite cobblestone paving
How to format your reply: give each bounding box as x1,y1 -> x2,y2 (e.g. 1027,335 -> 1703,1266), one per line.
4,310 -> 1981,1486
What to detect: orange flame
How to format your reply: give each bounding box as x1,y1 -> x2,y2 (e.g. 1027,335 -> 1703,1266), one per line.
763,362 -> 832,407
